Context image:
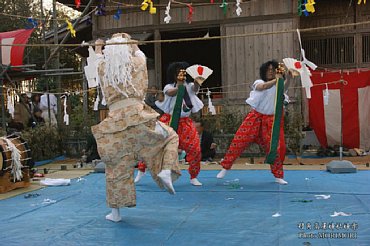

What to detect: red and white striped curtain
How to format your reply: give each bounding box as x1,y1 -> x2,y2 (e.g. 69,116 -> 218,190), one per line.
0,29 -> 34,66
309,70 -> 370,150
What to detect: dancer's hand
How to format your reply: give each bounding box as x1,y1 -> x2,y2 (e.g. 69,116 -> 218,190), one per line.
95,39 -> 105,54
194,77 -> 205,85
131,39 -> 139,53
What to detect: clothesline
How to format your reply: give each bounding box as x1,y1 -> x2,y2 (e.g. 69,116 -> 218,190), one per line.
1,79 -> 348,98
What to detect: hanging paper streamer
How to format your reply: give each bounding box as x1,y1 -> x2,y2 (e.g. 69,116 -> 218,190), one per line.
305,0 -> 316,13
187,4 -> 193,24
298,0 -> 303,16
323,83 -> 329,105
93,93 -> 100,111
288,29 -> 318,98
84,46 -> 99,88
236,0 -> 242,16
141,0 -> 156,14
141,0 -> 149,10
96,0 -> 106,16
61,95 -> 70,125
358,0 -> 366,4
1,137 -> 23,182
164,0 -> 172,24
7,89 -> 15,118
26,17 -> 38,29
113,6 -> 122,20
220,0 -> 228,15
66,19 -> 76,38
75,0 -> 81,8
298,0 -> 314,16
206,89 -> 216,115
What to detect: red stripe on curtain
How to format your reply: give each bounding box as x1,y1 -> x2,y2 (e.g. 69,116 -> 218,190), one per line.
310,70 -> 370,149
0,29 -> 34,66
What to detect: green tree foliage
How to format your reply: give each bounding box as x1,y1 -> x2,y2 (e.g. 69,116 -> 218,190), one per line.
0,0 -> 34,32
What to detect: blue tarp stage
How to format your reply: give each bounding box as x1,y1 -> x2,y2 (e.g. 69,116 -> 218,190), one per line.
1,170 -> 369,246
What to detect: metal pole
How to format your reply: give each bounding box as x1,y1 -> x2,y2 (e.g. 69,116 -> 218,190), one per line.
0,75 -> 6,132
52,0 -> 60,127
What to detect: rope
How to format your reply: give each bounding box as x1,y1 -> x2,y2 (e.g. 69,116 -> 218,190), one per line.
0,20 -> 370,47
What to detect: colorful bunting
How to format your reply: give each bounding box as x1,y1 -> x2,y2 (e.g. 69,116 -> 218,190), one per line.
187,4 -> 193,24
96,0 -> 106,16
141,0 -> 156,14
75,0 -> 81,9
113,6 -> 122,20
220,0 -> 228,15
305,0 -> 315,13
26,17 -> 38,29
66,19 -> 76,38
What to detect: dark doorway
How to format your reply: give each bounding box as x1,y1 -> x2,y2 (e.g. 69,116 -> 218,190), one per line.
161,27 -> 221,94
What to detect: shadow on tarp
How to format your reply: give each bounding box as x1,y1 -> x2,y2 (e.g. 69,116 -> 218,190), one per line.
0,170 -> 369,246
34,155 -> 66,167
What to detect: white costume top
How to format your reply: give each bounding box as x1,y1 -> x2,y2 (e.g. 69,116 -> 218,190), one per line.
156,82 -> 204,118
246,79 -> 278,115
40,93 -> 57,114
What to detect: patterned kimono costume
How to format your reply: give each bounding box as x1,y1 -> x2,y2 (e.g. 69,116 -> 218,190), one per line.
220,79 -> 286,178
92,51 -> 181,208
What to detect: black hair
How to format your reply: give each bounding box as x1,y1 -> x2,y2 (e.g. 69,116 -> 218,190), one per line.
259,60 -> 279,82
31,93 -> 40,102
166,61 -> 190,84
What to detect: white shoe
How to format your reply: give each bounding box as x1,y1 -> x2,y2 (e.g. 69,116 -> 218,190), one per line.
190,178 -> 202,186
216,168 -> 228,179
275,178 -> 288,185
105,208 -> 122,222
158,170 -> 176,194
134,171 -> 145,183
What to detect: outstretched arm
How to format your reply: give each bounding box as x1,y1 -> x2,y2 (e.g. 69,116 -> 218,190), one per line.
255,78 -> 277,91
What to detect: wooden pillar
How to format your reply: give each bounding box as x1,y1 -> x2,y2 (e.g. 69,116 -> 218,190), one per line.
154,30 -> 162,89
81,57 -> 88,120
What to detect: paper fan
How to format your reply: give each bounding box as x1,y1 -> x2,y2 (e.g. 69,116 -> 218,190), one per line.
186,65 -> 213,82
282,58 -> 303,76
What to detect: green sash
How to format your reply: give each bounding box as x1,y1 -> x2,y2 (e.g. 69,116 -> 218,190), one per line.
266,77 -> 285,164
169,84 -> 185,132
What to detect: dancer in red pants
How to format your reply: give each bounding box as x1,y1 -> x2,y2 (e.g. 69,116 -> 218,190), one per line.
135,62 -> 204,186
217,60 -> 292,184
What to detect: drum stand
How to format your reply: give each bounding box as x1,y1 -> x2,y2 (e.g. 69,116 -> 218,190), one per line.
0,167 -> 30,193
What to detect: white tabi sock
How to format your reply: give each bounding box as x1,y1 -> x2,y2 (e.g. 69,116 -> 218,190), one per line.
158,170 -> 176,194
275,178 -> 288,185
134,171 -> 145,183
216,168 -> 228,179
106,208 -> 122,222
190,178 -> 202,186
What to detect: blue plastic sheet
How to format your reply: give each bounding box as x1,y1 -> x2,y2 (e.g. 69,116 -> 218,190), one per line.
1,170 -> 369,245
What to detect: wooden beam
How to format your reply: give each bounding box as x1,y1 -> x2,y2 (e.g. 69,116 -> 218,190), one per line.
93,13 -> 295,37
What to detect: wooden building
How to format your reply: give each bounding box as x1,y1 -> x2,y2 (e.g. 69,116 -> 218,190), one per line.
58,0 -> 370,114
